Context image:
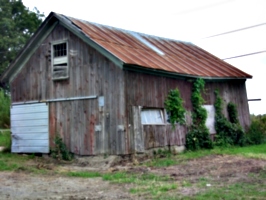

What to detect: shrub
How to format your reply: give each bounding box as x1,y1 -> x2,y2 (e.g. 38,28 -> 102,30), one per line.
246,115 -> 266,145
0,130 -> 11,152
50,134 -> 73,161
0,89 -> 10,128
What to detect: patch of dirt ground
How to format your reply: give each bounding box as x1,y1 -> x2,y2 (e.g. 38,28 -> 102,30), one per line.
1,154 -> 266,199
0,172 -> 133,200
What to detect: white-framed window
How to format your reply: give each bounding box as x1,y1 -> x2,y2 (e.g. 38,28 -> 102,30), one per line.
51,40 -> 68,80
141,109 -> 164,124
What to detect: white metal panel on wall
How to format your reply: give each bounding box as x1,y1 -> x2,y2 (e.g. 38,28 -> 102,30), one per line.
203,105 -> 216,134
11,103 -> 49,153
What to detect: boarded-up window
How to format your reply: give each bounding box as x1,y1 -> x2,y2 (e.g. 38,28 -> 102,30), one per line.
52,41 -> 68,80
141,109 -> 164,124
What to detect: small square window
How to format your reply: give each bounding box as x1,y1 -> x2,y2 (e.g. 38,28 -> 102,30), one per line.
141,109 -> 164,124
53,43 -> 67,57
52,41 -> 68,80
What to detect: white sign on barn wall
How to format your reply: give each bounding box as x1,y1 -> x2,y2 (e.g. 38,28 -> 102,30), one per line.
202,105 -> 216,134
11,103 -> 49,153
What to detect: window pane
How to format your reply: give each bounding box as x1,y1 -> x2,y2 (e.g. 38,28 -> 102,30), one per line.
141,109 -> 164,124
53,43 -> 67,57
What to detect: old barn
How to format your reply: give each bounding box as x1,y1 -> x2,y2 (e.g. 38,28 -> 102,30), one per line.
0,12 -> 252,155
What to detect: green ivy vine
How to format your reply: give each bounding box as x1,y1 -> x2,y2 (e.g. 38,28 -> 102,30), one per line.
164,88 -> 186,129
214,90 -> 245,147
185,78 -> 213,151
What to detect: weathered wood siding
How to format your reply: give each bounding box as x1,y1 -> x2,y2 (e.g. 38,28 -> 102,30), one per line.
143,125 -> 186,149
125,71 -> 193,149
10,24 -> 126,155
125,71 -> 250,149
204,80 -> 250,130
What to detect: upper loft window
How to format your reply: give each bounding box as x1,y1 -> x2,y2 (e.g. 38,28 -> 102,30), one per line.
52,40 -> 68,80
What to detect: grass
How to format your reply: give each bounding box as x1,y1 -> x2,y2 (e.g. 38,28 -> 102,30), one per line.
171,143 -> 266,163
67,171 -> 101,178
140,144 -> 266,199
0,133 -> 266,199
191,182 -> 266,200
146,157 -> 180,167
102,172 -> 177,197
0,152 -> 32,171
67,170 -> 177,198
145,144 -> 266,171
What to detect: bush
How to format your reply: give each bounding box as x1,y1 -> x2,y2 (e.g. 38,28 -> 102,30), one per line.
246,115 -> 266,145
50,134 -> 73,161
0,89 -> 10,128
0,130 -> 11,152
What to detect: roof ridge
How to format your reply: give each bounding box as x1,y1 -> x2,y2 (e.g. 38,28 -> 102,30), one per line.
64,14 -> 193,45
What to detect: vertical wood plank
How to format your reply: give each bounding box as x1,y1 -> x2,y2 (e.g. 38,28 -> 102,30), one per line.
132,106 -> 144,152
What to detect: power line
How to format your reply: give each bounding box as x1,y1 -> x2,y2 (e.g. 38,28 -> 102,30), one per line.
203,22 -> 266,39
222,50 -> 266,60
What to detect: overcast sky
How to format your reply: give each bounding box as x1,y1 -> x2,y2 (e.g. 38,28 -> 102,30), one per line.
22,0 -> 266,115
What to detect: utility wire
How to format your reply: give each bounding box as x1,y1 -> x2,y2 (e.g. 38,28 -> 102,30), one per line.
203,22 -> 266,39
223,50 -> 266,60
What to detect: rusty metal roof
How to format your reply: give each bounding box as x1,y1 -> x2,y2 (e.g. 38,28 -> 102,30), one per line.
66,16 -> 251,79
0,12 -> 252,84
68,17 -> 252,78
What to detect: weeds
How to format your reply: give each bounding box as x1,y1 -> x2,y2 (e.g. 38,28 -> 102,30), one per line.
67,171 -> 101,178
102,172 -> 176,198
0,89 -> 10,128
50,134 -> 73,161
0,130 -> 11,152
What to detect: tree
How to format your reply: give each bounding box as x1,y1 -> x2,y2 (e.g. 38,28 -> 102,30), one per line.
0,0 -> 44,79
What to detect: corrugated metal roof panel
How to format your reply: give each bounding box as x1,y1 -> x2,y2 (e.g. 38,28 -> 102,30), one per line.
69,16 -> 252,79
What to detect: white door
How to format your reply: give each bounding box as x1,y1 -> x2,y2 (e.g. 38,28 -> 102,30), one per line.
11,103 -> 49,153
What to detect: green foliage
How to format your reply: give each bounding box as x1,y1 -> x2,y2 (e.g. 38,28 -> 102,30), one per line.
186,79 -> 213,151
164,88 -> 186,128
0,0 -> 44,76
147,148 -> 179,167
0,89 -> 10,128
246,114 -> 266,145
102,172 -> 175,198
0,152 -> 35,171
67,171 -> 101,178
227,102 -> 239,124
50,134 -> 73,161
0,130 -> 11,152
193,182 -> 266,200
147,157 -> 177,167
214,90 -> 245,147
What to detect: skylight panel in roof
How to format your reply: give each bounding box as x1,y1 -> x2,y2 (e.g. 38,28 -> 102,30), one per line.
129,32 -> 165,56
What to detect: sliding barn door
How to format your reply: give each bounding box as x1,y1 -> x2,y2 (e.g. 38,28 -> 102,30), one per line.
11,103 -> 49,153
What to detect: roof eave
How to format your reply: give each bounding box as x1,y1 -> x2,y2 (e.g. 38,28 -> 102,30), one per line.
123,64 -> 251,81
0,12 -> 124,84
